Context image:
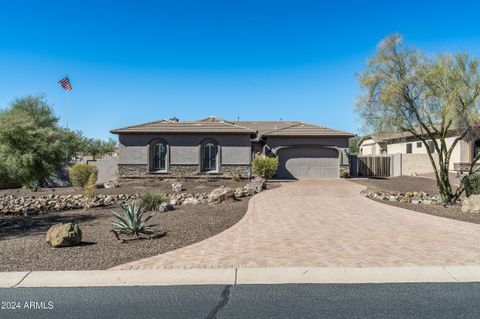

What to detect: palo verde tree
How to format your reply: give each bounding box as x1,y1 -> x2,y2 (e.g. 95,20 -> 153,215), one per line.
356,34 -> 480,203
0,95 -> 117,188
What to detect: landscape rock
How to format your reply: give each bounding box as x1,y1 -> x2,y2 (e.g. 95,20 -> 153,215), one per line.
103,181 -> 118,189
234,187 -> 245,199
462,195 -> 480,213
172,183 -> 183,192
159,202 -> 174,212
169,197 -> 181,206
251,176 -> 266,190
46,223 -> 82,248
243,184 -> 258,196
43,164 -> 72,188
182,197 -> 199,205
207,186 -> 235,203
361,190 -> 443,206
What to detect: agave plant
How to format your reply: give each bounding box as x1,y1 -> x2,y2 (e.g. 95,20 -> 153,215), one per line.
112,202 -> 158,238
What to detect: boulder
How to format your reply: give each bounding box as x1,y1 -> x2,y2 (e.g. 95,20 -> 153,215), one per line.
46,223 -> 82,248
234,187 -> 245,199
159,202 -> 174,212
169,197 -> 181,206
462,195 -> 480,213
243,183 -> 260,196
251,176 -> 266,190
182,197 -> 199,205
103,181 -> 118,189
172,183 -> 183,192
207,187 -> 235,203
43,164 -> 72,187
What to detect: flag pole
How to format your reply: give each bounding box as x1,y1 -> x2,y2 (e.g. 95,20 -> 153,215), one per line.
66,89 -> 69,129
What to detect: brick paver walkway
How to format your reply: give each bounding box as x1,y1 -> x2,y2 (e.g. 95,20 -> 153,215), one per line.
113,180 -> 480,269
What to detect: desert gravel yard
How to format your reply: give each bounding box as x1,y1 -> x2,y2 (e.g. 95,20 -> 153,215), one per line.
351,176 -> 479,224
0,199 -> 249,271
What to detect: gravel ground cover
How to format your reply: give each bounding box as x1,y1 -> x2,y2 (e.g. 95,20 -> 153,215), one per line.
351,177 -> 480,224
0,198 -> 250,271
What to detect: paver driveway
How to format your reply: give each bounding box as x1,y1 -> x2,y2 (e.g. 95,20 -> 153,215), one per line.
113,180 -> 480,269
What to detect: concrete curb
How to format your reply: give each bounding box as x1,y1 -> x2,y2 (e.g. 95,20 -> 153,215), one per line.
3,266 -> 480,288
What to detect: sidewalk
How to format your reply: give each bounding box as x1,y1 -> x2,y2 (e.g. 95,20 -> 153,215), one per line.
4,266 -> 480,288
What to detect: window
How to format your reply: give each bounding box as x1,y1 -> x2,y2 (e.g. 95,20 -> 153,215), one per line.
406,143 -> 412,154
202,143 -> 217,171
380,148 -> 387,154
153,143 -> 167,171
475,139 -> 480,159
416,142 -> 422,148
428,141 -> 435,153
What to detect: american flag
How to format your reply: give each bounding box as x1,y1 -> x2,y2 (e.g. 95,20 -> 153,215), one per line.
58,76 -> 72,91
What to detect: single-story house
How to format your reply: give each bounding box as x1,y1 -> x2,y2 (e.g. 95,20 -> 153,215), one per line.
358,130 -> 480,173
110,116 -> 354,179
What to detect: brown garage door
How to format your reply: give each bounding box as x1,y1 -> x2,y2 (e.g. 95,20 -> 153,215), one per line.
276,147 -> 339,179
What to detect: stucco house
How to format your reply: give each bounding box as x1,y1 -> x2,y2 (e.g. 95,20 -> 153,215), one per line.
111,116 -> 354,179
358,130 -> 480,173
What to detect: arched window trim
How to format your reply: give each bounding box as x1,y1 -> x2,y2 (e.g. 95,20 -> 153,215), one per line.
199,138 -> 220,173
149,139 -> 169,173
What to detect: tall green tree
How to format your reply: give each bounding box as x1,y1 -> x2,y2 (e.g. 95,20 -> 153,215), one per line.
0,96 -> 66,186
0,96 -> 117,187
83,138 -> 116,160
356,34 -> 480,203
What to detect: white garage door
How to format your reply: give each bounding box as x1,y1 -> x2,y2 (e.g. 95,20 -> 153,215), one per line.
276,147 -> 339,179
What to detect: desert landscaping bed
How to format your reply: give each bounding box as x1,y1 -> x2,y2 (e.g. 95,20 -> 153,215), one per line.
0,198 -> 249,271
0,179 -> 277,271
351,176 -> 480,224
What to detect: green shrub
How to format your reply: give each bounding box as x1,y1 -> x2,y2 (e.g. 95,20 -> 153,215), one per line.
138,191 -> 165,211
69,163 -> 98,188
252,156 -> 279,179
464,172 -> 480,197
112,202 -> 158,238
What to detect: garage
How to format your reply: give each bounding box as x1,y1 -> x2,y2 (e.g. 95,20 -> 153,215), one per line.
276,147 -> 339,179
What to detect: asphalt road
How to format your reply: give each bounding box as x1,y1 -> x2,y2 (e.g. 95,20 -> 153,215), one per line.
1,283 -> 480,318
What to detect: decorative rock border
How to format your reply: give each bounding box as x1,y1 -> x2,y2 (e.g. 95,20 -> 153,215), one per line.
0,178 -> 267,215
360,190 -> 448,205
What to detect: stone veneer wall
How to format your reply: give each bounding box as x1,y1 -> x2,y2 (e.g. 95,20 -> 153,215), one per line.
118,164 -> 149,177
220,165 -> 251,178
118,164 -> 251,178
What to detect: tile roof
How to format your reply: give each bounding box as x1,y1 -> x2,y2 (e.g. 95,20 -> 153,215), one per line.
111,116 -> 354,137
261,122 -> 355,137
232,121 -> 300,135
111,117 -> 255,134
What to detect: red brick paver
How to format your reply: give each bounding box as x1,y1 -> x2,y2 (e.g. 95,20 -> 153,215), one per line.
113,180 -> 480,269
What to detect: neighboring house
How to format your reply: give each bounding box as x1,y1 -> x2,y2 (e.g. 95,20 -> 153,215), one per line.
110,116 -> 354,179
358,135 -> 387,155
358,130 -> 479,174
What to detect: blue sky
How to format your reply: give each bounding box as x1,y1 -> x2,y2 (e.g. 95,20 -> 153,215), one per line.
1,0 -> 480,139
